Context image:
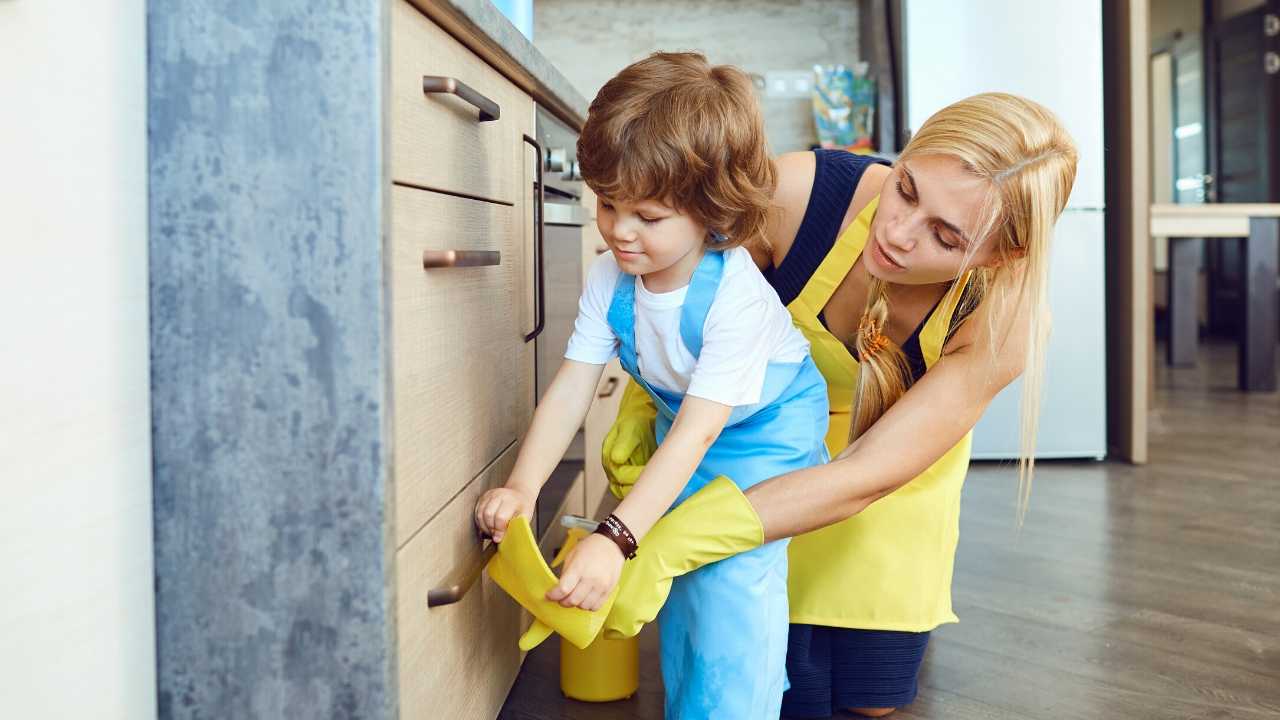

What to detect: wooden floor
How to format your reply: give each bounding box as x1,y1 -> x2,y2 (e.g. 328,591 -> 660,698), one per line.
498,341 -> 1280,719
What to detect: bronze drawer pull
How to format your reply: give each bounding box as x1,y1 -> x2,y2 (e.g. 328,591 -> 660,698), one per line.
422,76 -> 500,122
598,376 -> 620,398
427,539 -> 498,608
422,250 -> 500,269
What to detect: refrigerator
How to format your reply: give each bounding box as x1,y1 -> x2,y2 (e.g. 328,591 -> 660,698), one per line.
903,0 -> 1108,460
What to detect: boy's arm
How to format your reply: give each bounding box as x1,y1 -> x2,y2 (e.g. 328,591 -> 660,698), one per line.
506,359 -> 607,496
476,359 -> 604,541
609,395 -> 732,541
545,394 -> 731,609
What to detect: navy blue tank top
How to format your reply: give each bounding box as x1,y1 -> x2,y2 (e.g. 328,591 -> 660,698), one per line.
763,149 -> 932,381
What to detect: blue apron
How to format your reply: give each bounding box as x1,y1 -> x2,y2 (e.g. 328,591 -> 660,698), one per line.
606,250 -> 830,720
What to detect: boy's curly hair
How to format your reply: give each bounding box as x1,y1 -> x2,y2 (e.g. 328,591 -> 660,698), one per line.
576,52 -> 776,250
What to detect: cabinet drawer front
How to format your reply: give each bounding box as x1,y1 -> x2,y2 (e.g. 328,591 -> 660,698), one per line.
390,185 -> 533,546
396,444 -> 522,720
390,0 -> 531,204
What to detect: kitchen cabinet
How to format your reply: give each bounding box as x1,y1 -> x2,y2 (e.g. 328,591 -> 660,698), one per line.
149,0 -> 587,717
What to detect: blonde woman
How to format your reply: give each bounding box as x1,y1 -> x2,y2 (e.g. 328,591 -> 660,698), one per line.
601,92 -> 1078,718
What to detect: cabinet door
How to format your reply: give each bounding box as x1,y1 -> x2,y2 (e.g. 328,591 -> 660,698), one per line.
396,444 -> 523,720
389,184 -> 535,545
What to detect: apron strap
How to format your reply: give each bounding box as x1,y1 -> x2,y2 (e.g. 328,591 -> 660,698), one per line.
678,250 -> 726,359
606,272 -> 641,378
791,195 -> 879,320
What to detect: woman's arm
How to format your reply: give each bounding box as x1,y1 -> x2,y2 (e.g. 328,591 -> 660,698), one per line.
754,152 -> 817,270
746,296 -> 1029,542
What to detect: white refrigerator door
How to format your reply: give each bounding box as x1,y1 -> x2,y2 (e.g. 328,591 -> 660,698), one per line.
971,210 -> 1107,459
903,0 -> 1104,209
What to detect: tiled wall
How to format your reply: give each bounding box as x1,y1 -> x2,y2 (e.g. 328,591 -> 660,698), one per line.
534,0 -> 863,153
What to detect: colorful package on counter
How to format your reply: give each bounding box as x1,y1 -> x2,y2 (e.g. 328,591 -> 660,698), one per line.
812,63 -> 876,150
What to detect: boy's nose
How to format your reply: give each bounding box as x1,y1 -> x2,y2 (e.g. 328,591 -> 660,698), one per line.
613,221 -> 639,243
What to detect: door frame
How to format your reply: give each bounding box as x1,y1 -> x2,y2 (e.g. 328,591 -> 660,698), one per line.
1103,0 -> 1152,463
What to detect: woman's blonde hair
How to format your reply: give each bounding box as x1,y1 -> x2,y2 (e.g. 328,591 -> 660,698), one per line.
576,52 -> 775,250
850,92 -> 1078,522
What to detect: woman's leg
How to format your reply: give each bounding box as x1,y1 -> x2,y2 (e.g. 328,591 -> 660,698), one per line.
846,707 -> 896,717
780,624 -> 834,719
833,628 -> 930,713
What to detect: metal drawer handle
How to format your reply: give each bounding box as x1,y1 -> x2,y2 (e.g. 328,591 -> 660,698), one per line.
422,76 -> 500,122
595,244 -> 609,255
598,376 -> 620,398
427,536 -> 498,608
523,134 -> 546,343
422,250 -> 501,269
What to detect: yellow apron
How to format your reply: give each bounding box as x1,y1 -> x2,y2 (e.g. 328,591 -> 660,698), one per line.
785,196 -> 973,632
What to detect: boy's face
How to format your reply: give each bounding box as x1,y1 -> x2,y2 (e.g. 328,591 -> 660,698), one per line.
595,195 -> 705,281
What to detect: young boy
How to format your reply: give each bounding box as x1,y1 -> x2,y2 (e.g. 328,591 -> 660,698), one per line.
476,52 -> 828,719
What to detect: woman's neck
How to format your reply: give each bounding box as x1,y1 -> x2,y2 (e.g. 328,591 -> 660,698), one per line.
848,252 -> 951,343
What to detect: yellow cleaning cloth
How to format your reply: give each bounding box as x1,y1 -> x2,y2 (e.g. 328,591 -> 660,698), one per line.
486,516 -> 617,650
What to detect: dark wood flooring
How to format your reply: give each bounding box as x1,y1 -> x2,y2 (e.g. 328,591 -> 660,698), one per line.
498,341 -> 1280,719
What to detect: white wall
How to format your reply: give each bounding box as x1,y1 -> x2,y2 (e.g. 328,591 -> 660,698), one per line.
534,0 -> 862,153
0,2 -> 156,718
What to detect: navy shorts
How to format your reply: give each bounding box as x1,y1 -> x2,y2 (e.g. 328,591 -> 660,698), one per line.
781,624 -> 931,718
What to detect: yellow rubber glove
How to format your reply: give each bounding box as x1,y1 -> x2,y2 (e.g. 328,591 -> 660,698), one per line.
601,379 -> 658,499
602,476 -> 764,639
486,516 -> 617,651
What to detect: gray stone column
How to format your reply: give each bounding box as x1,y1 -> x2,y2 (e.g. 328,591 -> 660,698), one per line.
148,2 -> 394,717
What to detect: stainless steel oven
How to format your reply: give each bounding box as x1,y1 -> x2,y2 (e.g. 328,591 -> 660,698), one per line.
532,105 -> 593,538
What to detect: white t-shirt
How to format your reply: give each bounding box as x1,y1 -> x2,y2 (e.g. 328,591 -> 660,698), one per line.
564,247 -> 809,407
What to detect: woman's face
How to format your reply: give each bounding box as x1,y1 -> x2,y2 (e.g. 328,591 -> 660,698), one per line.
867,154 -> 1007,285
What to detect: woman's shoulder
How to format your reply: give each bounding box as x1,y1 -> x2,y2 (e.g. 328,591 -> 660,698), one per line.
765,150 -> 892,269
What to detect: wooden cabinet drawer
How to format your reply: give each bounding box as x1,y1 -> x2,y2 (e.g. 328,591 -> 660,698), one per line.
396,444 -> 523,720
390,184 -> 534,547
391,0 -> 533,204
583,359 -> 628,518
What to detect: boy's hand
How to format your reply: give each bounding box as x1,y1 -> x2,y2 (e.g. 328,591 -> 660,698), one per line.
474,487 -> 534,542
547,533 -> 624,611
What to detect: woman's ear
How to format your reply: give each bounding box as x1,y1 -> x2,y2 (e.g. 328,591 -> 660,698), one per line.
983,246 -> 1027,269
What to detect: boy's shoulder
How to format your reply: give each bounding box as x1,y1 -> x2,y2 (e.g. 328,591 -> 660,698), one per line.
717,246 -> 771,287
712,247 -> 783,306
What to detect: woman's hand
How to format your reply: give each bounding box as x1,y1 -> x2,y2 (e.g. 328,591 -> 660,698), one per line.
546,533 -> 624,611
474,487 -> 535,543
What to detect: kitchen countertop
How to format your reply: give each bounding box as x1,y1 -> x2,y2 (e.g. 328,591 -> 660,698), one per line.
412,0 -> 590,129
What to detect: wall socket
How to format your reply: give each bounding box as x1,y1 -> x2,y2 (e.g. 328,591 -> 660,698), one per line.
763,70 -> 813,99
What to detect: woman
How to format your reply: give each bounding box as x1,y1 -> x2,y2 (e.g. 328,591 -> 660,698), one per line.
597,92 -> 1078,718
